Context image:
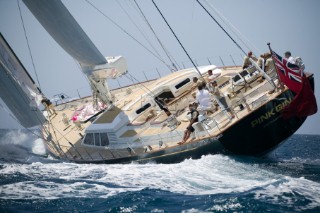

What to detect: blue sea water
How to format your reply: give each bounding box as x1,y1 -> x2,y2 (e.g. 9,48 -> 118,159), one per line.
0,130 -> 319,212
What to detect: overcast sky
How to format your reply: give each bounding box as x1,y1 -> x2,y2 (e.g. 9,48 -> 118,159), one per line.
0,0 -> 319,134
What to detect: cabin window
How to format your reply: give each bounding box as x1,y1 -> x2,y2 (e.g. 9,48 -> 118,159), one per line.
100,133 -> 110,146
83,133 -> 109,147
136,103 -> 151,114
83,133 -> 94,145
94,133 -> 101,146
175,78 -> 191,89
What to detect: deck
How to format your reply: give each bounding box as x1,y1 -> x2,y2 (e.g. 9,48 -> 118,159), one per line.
42,66 -> 283,163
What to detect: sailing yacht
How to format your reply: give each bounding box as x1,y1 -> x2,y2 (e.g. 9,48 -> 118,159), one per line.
0,0 -> 316,164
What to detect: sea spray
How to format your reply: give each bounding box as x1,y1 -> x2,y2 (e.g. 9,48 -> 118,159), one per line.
0,129 -> 47,163
0,135 -> 319,212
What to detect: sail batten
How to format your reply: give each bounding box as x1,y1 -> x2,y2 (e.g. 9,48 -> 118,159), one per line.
23,0 -> 107,66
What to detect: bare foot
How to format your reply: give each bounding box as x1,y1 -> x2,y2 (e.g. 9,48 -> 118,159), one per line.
177,141 -> 185,145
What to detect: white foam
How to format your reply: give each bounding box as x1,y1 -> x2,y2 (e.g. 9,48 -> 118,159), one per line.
1,154 -> 320,212
0,129 -> 48,163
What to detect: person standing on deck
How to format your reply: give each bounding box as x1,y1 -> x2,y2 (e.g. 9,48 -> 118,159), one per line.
196,83 -> 212,112
209,81 -> 235,119
242,51 -> 258,69
257,53 -> 267,71
284,51 -> 296,64
41,97 -> 57,116
190,77 -> 199,91
264,53 -> 277,79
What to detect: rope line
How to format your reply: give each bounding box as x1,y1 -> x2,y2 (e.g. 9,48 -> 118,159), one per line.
203,0 -> 262,54
196,0 -> 247,55
134,0 -> 179,71
85,0 -> 173,71
116,1 -> 164,62
151,0 -> 204,80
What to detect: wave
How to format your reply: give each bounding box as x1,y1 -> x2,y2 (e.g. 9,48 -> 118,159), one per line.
0,129 -> 52,163
0,133 -> 319,211
1,155 -> 320,211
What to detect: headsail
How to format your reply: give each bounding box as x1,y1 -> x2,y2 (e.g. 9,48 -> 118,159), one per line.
0,33 -> 45,128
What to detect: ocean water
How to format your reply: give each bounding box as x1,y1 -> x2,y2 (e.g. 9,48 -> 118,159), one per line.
0,130 -> 319,212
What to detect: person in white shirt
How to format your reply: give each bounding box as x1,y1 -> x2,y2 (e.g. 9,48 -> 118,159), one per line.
195,83 -> 212,111
284,51 -> 296,64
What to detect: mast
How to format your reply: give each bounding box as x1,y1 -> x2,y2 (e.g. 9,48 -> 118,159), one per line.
23,0 -> 128,105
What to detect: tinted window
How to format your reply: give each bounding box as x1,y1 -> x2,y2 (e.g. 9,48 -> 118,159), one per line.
136,103 -> 151,114
94,133 -> 101,146
83,133 -> 94,145
100,133 -> 109,146
175,78 -> 191,89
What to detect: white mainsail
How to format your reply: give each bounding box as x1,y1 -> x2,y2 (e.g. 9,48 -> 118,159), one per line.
23,0 -> 128,104
22,0 -> 107,67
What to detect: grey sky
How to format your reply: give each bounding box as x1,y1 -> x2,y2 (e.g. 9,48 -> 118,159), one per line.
0,0 -> 319,134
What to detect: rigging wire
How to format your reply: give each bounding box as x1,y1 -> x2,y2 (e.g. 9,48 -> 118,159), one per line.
0,102 -> 44,139
85,0 -> 173,71
125,72 -> 155,96
0,52 -> 46,138
133,0 -> 180,71
0,1 -> 51,142
195,0 -> 247,55
203,0 -> 262,54
197,0 -> 276,88
17,0 -> 42,91
151,0 -> 204,80
116,1 -> 164,63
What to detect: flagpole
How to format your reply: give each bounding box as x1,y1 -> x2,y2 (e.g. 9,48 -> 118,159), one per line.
267,43 -> 283,90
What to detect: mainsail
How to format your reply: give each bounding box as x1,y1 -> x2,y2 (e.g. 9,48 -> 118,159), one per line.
0,33 -> 45,128
22,0 -> 107,67
23,0 -> 128,105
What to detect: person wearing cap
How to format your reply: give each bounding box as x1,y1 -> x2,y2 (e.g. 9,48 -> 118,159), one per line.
284,51 -> 296,64
242,51 -> 258,69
